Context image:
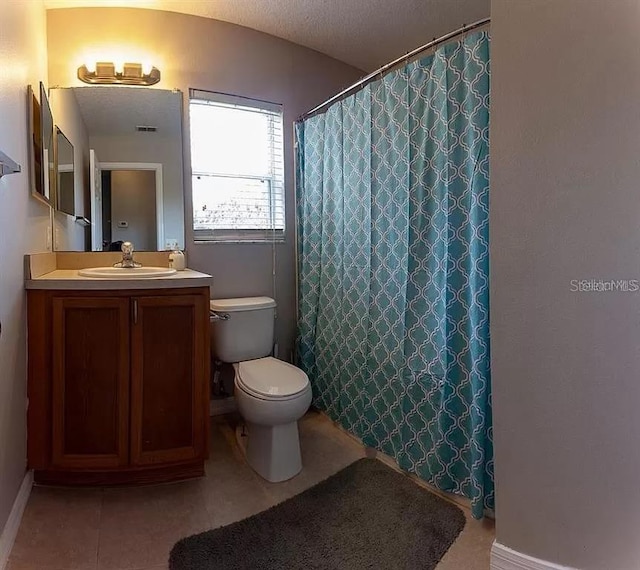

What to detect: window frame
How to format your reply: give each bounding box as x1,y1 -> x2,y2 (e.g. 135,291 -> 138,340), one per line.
189,89 -> 285,244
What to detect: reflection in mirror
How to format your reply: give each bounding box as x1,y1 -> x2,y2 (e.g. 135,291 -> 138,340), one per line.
56,127 -> 75,216
40,82 -> 55,204
49,86 -> 185,251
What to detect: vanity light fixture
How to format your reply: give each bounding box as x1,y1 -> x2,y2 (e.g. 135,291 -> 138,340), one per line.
77,62 -> 161,86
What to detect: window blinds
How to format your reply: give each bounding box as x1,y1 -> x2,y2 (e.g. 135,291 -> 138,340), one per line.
189,90 -> 285,241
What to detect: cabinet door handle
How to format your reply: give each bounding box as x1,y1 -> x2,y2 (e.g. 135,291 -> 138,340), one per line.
133,299 -> 138,324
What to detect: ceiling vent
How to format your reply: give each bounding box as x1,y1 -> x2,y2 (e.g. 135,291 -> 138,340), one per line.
135,125 -> 157,132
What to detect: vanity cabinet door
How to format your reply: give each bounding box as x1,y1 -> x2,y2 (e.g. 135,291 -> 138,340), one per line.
130,294 -> 208,466
51,297 -> 130,469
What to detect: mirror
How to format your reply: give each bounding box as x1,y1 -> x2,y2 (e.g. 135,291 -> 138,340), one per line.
39,82 -> 56,204
49,86 -> 185,251
27,86 -> 47,205
55,127 -> 75,216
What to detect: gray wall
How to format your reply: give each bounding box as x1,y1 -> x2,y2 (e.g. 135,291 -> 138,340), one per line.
0,0 -> 49,537
491,1 -> 640,568
110,170 -> 157,250
47,8 -> 363,361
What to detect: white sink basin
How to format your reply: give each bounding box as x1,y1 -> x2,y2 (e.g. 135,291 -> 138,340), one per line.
78,266 -> 178,279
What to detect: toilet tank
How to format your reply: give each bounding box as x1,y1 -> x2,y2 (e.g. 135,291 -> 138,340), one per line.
210,297 -> 276,362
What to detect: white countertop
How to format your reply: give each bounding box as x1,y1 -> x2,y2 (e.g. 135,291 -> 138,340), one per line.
26,268 -> 213,290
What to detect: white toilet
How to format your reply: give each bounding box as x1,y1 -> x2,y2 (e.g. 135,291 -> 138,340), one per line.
210,297 -> 312,482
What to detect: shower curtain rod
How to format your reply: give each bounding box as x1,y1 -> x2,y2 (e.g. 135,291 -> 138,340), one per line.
298,17 -> 490,121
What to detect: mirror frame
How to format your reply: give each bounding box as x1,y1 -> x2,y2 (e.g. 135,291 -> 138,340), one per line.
27,84 -> 51,207
55,126 -> 75,216
39,82 -> 56,207
46,85 -> 186,251
67,86 -> 185,251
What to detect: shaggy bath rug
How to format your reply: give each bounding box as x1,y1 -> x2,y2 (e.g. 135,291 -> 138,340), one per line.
170,458 -> 465,569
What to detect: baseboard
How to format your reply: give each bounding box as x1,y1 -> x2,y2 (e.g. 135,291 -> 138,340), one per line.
209,397 -> 237,416
0,471 -> 33,570
491,541 -> 579,570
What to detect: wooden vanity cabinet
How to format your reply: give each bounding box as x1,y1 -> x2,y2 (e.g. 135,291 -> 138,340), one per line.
51,296 -> 130,470
27,287 -> 210,485
130,294 -> 208,466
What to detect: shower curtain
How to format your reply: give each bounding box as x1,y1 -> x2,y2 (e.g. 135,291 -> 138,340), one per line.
295,31 -> 492,518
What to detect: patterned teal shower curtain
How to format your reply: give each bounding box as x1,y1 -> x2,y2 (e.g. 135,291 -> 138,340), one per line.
295,31 -> 492,518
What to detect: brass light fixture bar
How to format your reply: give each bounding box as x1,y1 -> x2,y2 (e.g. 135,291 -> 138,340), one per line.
77,62 -> 161,86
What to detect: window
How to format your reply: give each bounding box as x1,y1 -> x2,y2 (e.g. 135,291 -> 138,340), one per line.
189,90 -> 285,242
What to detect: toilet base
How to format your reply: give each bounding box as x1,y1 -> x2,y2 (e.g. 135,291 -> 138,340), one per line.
238,421 -> 303,482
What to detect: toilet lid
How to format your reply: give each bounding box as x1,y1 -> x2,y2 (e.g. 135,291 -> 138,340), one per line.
237,357 -> 309,399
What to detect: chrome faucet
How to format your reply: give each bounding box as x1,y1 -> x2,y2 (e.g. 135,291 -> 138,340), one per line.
114,241 -> 141,269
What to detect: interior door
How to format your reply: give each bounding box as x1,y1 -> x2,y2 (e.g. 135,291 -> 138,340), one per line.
89,149 -> 103,251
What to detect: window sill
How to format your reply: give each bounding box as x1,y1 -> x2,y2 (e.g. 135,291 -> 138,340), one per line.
193,239 -> 287,245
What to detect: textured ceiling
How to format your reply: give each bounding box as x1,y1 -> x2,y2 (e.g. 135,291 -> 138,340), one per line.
68,86 -> 182,136
43,0 -> 490,71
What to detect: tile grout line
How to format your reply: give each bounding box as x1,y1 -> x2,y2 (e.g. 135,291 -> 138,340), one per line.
95,488 -> 105,570
216,421 -> 278,510
198,467 -> 216,530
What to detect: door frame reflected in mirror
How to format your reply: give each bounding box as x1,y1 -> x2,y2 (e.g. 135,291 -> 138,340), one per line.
55,126 -> 75,217
92,162 -> 164,252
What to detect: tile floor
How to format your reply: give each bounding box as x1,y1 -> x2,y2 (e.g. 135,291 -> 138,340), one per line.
7,410 -> 495,569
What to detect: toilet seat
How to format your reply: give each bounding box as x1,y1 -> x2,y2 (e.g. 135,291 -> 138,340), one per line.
235,357 -> 309,401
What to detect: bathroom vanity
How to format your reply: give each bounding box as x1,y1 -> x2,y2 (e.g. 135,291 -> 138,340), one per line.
25,254 -> 212,486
